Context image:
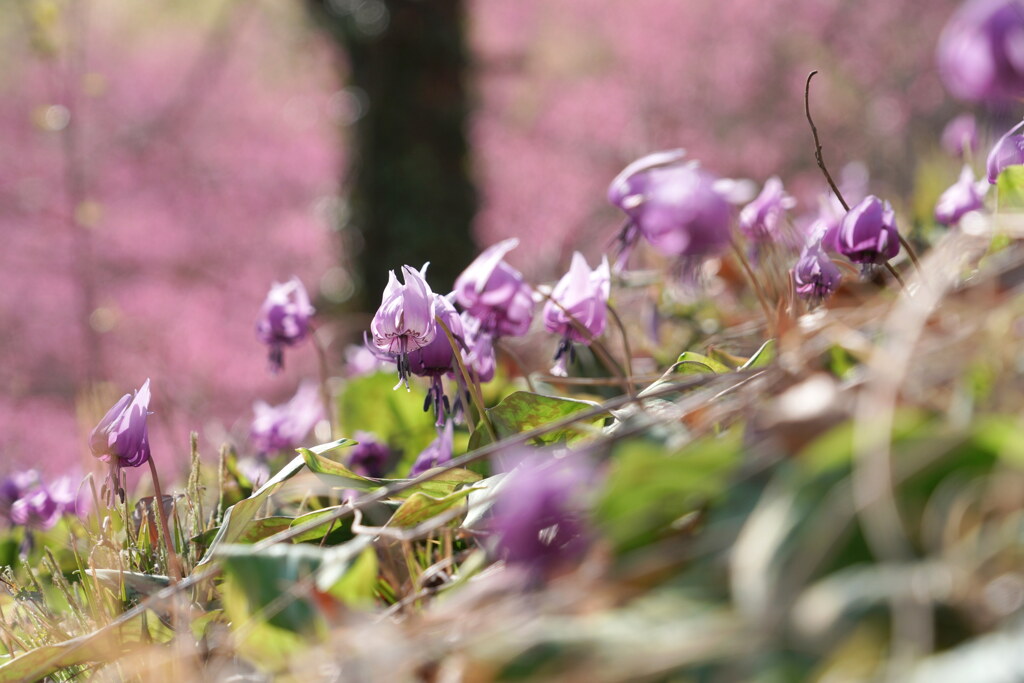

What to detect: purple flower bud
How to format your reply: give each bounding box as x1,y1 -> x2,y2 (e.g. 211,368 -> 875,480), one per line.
836,196 -> 901,265
738,176 -> 796,242
90,379 -> 153,468
250,382 -> 324,453
409,421 -> 454,477
987,119 -> 1024,183
454,239 -> 535,338
937,0 -> 1024,104
609,152 -> 732,267
257,277 -> 315,371
490,452 -> 592,576
793,243 -> 842,304
347,432 -> 394,478
942,114 -> 981,158
936,166 -> 989,224
543,253 -> 611,345
10,487 -> 61,530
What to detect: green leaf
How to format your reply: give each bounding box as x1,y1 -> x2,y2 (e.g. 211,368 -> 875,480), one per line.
288,506 -> 354,544
196,454 -> 307,566
337,372 -> 439,465
738,339 -> 776,370
673,351 -> 731,375
389,487 -> 479,528
468,391 -> 608,450
996,165 -> 1024,208
596,429 -> 743,553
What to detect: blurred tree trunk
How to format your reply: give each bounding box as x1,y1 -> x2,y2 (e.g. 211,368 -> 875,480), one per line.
307,0 -> 477,305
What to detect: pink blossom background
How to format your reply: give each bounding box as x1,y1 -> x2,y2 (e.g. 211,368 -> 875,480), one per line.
1,0 -> 966,480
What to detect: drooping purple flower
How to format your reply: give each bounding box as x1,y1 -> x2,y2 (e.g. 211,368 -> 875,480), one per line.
250,381 -> 324,453
371,264 -> 437,387
454,239 -> 535,338
347,432 -> 394,478
461,312 -> 497,383
942,114 -> 981,158
608,152 -> 732,271
937,0 -> 1024,104
543,253 -> 611,378
408,421 -> 454,477
836,196 -> 901,266
0,470 -> 39,516
987,119 -> 1024,183
738,176 -> 796,243
792,243 -> 842,305
937,166 -> 989,224
90,379 -> 153,469
408,294 -> 464,425
490,452 -> 592,576
256,277 -> 315,371
9,487 -> 62,530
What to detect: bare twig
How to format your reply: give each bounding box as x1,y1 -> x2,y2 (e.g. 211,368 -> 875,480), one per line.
804,71 -> 849,212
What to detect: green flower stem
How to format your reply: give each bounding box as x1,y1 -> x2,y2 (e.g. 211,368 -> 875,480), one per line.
147,458 -> 181,583
437,314 -> 497,442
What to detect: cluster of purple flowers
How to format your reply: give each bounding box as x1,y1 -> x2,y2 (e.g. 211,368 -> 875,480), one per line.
1,470 -> 82,531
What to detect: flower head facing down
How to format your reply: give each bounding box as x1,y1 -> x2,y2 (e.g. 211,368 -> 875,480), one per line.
408,294 -> 463,379
609,152 -> 732,269
371,264 -> 437,387
250,382 -> 324,453
10,487 -> 61,530
257,277 -> 315,371
836,195 -> 901,266
937,0 -> 1024,104
987,119 -> 1024,183
490,451 -> 593,577
347,432 -> 394,478
543,253 -> 611,345
739,176 -> 796,243
460,312 -> 497,384
793,243 -> 842,305
90,379 -> 153,469
454,239 -> 535,338
408,421 -> 455,477
942,114 -> 980,158
936,166 -> 989,225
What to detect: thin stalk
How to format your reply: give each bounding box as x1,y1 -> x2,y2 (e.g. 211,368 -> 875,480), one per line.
495,339 -> 537,393
147,459 -> 181,583
605,301 -> 637,398
884,262 -> 907,289
309,323 -> 336,436
437,315 -> 497,442
805,70 -> 850,211
731,242 -> 776,336
897,233 -> 924,276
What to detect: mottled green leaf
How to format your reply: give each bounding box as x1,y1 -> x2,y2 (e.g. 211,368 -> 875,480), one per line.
468,391 -> 607,450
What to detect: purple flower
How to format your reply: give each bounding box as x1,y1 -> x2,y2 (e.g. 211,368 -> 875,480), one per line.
344,343 -> 389,377
942,114 -> 981,158
608,152 -> 732,270
836,196 -> 901,266
987,119 -> 1024,183
937,166 -> 989,224
347,432 -> 393,478
461,312 -> 497,383
543,253 -> 611,378
251,382 -> 324,453
10,487 -> 61,530
792,243 -> 842,304
90,379 -> 153,469
454,239 -> 535,338
371,264 -> 437,386
738,176 -> 796,243
408,421 -> 454,477
490,452 -> 592,576
0,470 -> 39,515
407,294 -> 464,425
257,277 -> 315,371
937,0 -> 1024,104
